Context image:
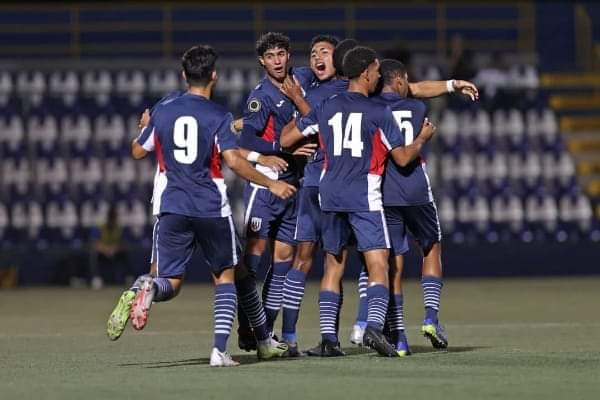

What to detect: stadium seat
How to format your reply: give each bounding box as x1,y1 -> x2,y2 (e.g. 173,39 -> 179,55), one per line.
16,70 -> 46,107
0,116 -> 25,154
437,195 -> 456,233
116,199 -> 147,239
2,158 -> 31,196
0,71 -> 13,106
80,199 -> 109,230
46,200 -> 79,241
148,69 -> 180,97
82,70 -> 112,106
559,192 -> 593,232
506,109 -> 525,147
94,114 -> 126,152
48,70 -> 79,107
525,193 -> 559,234
438,110 -> 459,148
36,157 -> 68,196
116,70 -> 145,106
0,202 -> 8,239
27,115 -> 59,154
61,114 -> 93,154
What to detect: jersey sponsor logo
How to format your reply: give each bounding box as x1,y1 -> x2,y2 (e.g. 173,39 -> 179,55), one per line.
250,217 -> 262,232
275,99 -> 285,108
248,98 -> 261,113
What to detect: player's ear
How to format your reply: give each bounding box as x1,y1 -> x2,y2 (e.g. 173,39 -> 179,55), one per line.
211,70 -> 218,83
258,56 -> 265,67
181,71 -> 187,82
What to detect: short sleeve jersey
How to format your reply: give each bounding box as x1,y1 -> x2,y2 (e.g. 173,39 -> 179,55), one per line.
373,93 -> 433,206
242,77 -> 299,182
302,79 -> 349,187
136,93 -> 237,218
297,91 -> 404,212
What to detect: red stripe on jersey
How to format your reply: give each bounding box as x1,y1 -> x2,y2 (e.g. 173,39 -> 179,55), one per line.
369,128 -> 389,176
318,131 -> 328,172
262,114 -> 275,143
210,142 -> 223,179
154,134 -> 167,172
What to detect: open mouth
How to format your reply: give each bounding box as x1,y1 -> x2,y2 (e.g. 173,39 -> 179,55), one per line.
316,62 -> 326,72
274,66 -> 284,74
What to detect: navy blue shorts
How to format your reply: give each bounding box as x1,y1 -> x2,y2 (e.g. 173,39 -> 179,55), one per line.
155,213 -> 240,278
321,210 -> 390,255
294,186 -> 321,242
385,202 -> 442,256
243,184 -> 298,246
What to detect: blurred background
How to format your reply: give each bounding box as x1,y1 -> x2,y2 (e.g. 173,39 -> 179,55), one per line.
0,1 -> 598,288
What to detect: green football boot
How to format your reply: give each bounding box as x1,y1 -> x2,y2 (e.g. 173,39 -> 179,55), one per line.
107,290 -> 136,341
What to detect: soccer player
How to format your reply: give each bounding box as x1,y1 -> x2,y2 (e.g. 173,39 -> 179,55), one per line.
237,32 -> 308,349
292,46 -> 436,356
113,45 -> 296,366
374,59 -> 467,355
279,38 -> 479,351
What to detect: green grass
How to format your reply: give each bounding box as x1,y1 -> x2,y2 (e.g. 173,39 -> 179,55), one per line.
1,277 -> 600,400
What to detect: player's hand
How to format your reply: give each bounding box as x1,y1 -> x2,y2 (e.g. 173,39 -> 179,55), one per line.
280,75 -> 303,101
257,155 -> 288,173
232,118 -> 243,132
268,180 -> 297,200
138,108 -> 150,129
419,118 -> 436,142
453,80 -> 479,101
292,142 -> 318,157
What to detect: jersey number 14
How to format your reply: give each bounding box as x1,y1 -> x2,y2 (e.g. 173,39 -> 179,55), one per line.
328,112 -> 364,158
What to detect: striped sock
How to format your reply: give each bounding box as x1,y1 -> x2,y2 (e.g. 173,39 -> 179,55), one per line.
238,254 -> 261,331
355,269 -> 368,327
367,284 -> 389,332
281,268 -> 307,343
422,276 -> 443,322
214,283 -> 237,352
387,294 -> 405,346
235,275 -> 269,341
319,291 -> 340,343
153,277 -> 175,302
263,261 -> 292,332
129,274 -> 150,293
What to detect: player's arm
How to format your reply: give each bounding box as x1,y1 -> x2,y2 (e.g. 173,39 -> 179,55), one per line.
390,118 -> 436,167
237,148 -> 288,173
222,149 -> 296,199
408,79 -> 479,101
281,75 -> 311,116
239,96 -> 282,155
131,110 -> 155,160
281,106 -> 319,149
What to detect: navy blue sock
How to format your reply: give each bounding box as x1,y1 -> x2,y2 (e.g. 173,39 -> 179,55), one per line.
153,277 -> 175,302
235,275 -> 269,341
238,254 -> 262,331
214,283 -> 236,352
319,290 -> 341,343
355,269 -> 368,327
366,284 -> 389,332
263,260 -> 292,332
422,276 -> 443,323
282,268 -> 307,343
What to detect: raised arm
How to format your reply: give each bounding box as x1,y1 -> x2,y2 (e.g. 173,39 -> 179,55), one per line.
281,75 -> 311,117
408,79 -> 479,101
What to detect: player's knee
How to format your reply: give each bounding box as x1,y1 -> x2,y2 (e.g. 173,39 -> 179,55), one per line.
273,241 -> 295,262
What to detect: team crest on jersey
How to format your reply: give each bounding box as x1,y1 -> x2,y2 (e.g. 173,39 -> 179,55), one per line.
250,217 -> 262,232
248,98 -> 261,113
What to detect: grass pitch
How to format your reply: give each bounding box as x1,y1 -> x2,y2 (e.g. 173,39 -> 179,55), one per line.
1,277 -> 599,400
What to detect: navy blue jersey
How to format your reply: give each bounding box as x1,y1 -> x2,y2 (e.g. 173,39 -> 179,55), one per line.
136,92 -> 238,218
302,78 -> 349,187
150,90 -> 185,115
291,66 -> 317,92
297,92 -> 404,212
373,93 -> 433,206
240,77 -> 299,184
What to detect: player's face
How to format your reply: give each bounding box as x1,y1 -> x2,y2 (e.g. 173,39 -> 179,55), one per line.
260,47 -> 290,82
310,41 -> 336,81
366,59 -> 381,93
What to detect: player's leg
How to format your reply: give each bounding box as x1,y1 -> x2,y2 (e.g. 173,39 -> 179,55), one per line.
210,267 -> 239,367
263,239 -> 294,333
130,214 -> 189,330
350,252 -> 368,346
384,206 -> 411,355
107,220 -> 158,340
281,186 -> 320,354
406,202 -> 447,348
351,210 -> 397,357
305,211 -> 350,357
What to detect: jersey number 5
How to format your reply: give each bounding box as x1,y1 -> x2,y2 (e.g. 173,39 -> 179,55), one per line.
392,111 -> 414,145
328,112 -> 364,158
173,116 -> 198,164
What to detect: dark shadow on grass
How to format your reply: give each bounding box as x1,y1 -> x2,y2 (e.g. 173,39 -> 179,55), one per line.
409,345 -> 488,355
119,352 -> 307,368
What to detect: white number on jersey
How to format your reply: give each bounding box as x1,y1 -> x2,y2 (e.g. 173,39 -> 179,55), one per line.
392,110 -> 414,145
173,116 -> 198,164
327,112 -> 364,157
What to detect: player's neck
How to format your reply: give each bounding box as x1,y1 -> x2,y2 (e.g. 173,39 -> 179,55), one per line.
347,80 -> 368,96
187,86 -> 211,99
266,73 -> 285,87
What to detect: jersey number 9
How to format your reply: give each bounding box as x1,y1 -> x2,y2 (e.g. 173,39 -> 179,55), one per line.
173,116 -> 198,164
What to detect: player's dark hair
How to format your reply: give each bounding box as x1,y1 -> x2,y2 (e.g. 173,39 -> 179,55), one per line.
181,45 -> 218,86
379,59 -> 408,85
342,46 -> 378,79
310,34 -> 339,51
256,32 -> 290,57
333,38 -> 358,76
